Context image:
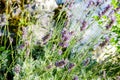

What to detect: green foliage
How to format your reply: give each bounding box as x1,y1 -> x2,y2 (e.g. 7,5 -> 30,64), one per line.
111,5 -> 120,53
0,0 -> 120,80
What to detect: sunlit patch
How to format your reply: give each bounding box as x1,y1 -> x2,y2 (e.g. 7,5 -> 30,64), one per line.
92,44 -> 117,63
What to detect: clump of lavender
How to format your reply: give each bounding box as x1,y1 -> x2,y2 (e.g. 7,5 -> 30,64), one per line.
59,28 -> 73,48
114,6 -> 120,12
98,4 -> 111,18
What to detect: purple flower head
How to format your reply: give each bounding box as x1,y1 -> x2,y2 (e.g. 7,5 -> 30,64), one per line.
87,0 -> 95,8
69,31 -> 74,35
105,36 -> 110,42
59,29 -> 73,48
96,0 -> 103,6
63,41 -> 69,48
55,60 -> 68,68
59,41 -> 69,48
99,37 -> 109,47
42,33 -> 51,41
59,42 -> 63,47
61,29 -> 67,36
106,16 -> 115,29
68,63 -> 75,71
101,4 -> 111,16
62,35 -> 69,41
80,20 -> 87,31
42,33 -> 52,45
115,7 -> 120,12
108,10 -> 115,16
66,0 -> 75,8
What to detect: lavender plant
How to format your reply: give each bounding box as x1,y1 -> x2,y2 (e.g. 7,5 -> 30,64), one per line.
0,0 -> 120,80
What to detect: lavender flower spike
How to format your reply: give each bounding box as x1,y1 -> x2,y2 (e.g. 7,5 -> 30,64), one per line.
55,59 -> 68,68
80,20 -> 87,31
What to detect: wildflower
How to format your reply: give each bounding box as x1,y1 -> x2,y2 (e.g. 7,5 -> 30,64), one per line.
59,41 -> 69,48
101,5 -> 111,16
105,16 -> 115,29
80,20 -> 87,31
98,4 -> 111,18
99,37 -> 109,47
87,0 -> 95,8
96,0 -> 102,6
55,59 -> 68,68
14,64 -> 21,74
42,33 -> 52,44
73,75 -> 79,80
68,0 -> 75,8
63,41 -> 69,48
68,63 -> 75,71
108,10 -> 115,16
59,28 -> 73,48
114,6 -> 120,13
